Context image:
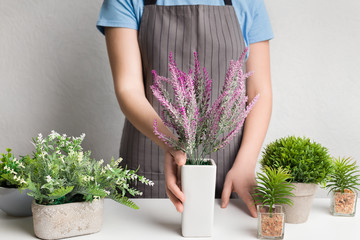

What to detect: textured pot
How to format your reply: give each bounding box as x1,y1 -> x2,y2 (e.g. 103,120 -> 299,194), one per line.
181,159 -> 216,237
282,183 -> 318,224
257,205 -> 285,240
0,186 -> 33,217
330,190 -> 357,217
32,199 -> 104,240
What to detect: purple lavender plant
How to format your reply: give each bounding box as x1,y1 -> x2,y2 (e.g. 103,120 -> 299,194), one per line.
151,49 -> 259,164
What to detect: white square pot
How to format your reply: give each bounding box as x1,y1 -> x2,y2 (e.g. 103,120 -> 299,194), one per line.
32,199 -> 104,239
181,159 -> 216,237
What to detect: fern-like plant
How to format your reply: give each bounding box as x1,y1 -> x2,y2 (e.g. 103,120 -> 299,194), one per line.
11,131 -> 154,209
0,149 -> 28,188
325,157 -> 360,193
261,136 -> 332,184
253,167 -> 295,215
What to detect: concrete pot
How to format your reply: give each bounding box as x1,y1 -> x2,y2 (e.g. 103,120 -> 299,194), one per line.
32,199 -> 104,239
181,159 -> 216,237
282,183 -> 318,224
0,186 -> 33,217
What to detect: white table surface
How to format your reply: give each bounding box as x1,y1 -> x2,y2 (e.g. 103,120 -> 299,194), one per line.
0,198 -> 359,240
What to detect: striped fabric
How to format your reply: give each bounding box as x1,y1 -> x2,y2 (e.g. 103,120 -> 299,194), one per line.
120,0 -> 246,198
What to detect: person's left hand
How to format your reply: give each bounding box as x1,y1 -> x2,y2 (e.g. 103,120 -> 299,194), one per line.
221,164 -> 258,217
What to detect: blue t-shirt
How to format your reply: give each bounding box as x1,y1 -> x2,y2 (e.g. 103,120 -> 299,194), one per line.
97,0 -> 273,51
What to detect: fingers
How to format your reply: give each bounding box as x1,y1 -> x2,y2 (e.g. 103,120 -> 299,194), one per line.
241,192 -> 258,218
169,149 -> 186,166
164,151 -> 185,212
166,188 -> 184,213
221,177 -> 232,208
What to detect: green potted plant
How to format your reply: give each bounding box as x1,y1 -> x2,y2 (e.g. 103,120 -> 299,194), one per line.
253,167 -> 295,240
325,156 -> 360,216
151,50 -> 258,237
261,136 -> 333,223
0,148 -> 32,217
20,131 -> 153,240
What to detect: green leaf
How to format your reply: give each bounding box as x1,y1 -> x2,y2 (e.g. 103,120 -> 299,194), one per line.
48,186 -> 74,200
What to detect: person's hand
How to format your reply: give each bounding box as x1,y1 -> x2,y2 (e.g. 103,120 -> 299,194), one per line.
164,148 -> 186,212
221,164 -> 258,217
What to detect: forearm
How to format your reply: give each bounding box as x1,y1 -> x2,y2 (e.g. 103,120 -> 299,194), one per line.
115,87 -> 173,151
233,92 -> 272,170
105,27 -> 173,152
232,41 -> 272,170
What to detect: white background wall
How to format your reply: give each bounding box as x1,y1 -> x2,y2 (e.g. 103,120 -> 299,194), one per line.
0,0 -> 359,197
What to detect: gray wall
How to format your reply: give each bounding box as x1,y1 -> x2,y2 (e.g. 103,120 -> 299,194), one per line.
1,0 -> 359,197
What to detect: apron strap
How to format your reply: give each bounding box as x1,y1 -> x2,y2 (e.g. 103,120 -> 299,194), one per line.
144,0 -> 232,6
144,0 -> 156,5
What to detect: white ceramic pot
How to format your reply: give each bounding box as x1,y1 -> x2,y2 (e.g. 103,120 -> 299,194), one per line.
282,183 -> 318,224
0,186 -> 33,217
181,159 -> 216,237
32,199 -> 104,240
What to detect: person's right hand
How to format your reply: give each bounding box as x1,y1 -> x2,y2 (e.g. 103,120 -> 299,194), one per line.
164,148 -> 186,212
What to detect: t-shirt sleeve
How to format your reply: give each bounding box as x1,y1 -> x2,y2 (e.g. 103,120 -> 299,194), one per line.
96,0 -> 139,35
248,0 -> 274,44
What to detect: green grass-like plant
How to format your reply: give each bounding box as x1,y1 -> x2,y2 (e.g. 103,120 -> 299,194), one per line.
253,166 -> 295,215
325,157 -> 360,193
261,136 -> 332,184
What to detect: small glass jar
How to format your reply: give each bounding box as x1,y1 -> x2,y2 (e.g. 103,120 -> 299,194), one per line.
257,205 -> 285,239
330,190 -> 357,217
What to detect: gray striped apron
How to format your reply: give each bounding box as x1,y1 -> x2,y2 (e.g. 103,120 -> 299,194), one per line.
120,0 -> 246,198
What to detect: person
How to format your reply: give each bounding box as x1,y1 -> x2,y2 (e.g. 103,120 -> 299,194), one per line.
96,0 -> 273,218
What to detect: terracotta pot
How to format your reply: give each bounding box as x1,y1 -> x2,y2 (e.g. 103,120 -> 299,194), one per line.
181,159 -> 216,237
0,186 -> 32,217
257,205 -> 285,240
282,183 -> 318,224
330,189 -> 357,216
32,199 -> 104,240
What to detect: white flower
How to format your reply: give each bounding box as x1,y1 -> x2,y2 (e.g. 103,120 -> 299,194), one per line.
80,133 -> 86,140
56,150 -> 61,155
46,175 -> 52,183
115,158 -> 123,165
78,152 -> 83,162
103,190 -> 110,195
10,169 -> 17,175
20,179 -> 27,184
18,162 -> 25,169
99,159 -> 104,165
40,151 -> 47,158
93,196 -> 101,201
105,164 -> 113,171
38,133 -> 43,141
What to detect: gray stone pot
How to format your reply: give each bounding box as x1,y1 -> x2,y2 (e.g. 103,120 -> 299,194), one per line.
0,186 -> 33,217
32,199 -> 104,240
282,183 -> 318,224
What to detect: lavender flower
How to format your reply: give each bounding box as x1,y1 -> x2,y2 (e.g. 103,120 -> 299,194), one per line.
151,48 -> 258,163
